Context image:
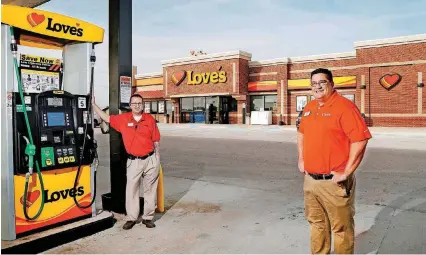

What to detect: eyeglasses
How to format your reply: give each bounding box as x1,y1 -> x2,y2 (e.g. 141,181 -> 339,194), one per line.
311,80 -> 328,88
130,103 -> 143,106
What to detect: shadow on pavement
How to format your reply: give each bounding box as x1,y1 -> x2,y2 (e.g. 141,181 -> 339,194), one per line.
356,187 -> 426,254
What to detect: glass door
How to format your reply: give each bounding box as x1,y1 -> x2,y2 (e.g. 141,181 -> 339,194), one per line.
206,96 -> 219,124
219,96 -> 230,124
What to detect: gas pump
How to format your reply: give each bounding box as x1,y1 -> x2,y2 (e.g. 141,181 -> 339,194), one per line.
1,4 -> 106,241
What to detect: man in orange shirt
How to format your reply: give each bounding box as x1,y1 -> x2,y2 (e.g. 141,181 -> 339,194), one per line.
298,68 -> 372,254
92,94 -> 161,230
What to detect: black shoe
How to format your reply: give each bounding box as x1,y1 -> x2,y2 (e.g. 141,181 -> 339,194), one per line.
142,219 -> 156,228
123,221 -> 136,230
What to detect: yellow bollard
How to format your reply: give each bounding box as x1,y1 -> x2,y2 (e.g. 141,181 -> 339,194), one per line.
156,164 -> 164,213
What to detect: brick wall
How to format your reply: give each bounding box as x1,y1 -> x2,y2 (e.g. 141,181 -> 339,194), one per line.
367,66 -> 418,114
238,59 -> 249,95
356,42 -> 426,64
289,58 -> 358,72
136,38 -> 425,127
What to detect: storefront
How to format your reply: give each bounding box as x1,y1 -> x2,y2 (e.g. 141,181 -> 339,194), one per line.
134,33 -> 426,127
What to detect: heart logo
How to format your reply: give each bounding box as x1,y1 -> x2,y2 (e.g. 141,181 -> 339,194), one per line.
20,190 -> 41,208
171,71 -> 187,86
379,73 -> 401,90
27,13 -> 45,27
76,23 -> 80,27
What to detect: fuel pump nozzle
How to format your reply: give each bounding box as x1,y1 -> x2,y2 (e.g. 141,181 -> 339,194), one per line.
22,136 -> 36,179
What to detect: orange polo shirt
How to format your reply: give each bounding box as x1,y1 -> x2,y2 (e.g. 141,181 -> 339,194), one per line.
298,91 -> 372,174
109,112 -> 160,157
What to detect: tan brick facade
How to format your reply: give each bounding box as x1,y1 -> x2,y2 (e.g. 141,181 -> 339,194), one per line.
135,34 -> 426,127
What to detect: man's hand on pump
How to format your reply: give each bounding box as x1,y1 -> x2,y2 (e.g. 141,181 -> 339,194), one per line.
91,96 -> 110,123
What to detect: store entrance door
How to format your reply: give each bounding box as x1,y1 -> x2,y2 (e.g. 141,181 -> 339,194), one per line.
206,96 -> 219,124
219,96 -> 230,124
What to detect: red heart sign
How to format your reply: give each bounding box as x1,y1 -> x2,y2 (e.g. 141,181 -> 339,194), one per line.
27,13 -> 45,27
171,71 -> 187,86
20,190 -> 41,208
379,73 -> 401,90
76,23 -> 80,27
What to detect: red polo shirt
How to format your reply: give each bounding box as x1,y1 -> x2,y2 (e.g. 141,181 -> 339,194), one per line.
109,112 -> 160,157
298,91 -> 372,174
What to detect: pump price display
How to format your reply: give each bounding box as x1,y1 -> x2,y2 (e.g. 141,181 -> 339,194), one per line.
48,97 -> 63,107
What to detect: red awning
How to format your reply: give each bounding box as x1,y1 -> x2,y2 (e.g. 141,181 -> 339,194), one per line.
136,90 -> 165,99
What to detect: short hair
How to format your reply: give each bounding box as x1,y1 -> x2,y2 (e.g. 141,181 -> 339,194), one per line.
130,94 -> 144,102
311,68 -> 333,82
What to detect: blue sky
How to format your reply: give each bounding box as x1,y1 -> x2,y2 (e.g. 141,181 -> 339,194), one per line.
22,0 -> 426,107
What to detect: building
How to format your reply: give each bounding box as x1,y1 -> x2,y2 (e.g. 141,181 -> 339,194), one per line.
133,34 -> 426,127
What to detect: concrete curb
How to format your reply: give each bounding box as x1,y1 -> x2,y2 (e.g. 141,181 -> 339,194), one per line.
157,124 -> 426,137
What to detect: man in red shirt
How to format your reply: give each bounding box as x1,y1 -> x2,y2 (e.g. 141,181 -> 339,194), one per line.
298,68 -> 372,254
92,94 -> 160,230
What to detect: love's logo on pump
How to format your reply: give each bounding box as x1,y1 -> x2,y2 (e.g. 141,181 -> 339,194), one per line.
19,186 -> 85,208
27,13 -> 45,27
26,13 -> 83,36
46,18 -> 83,37
20,190 -> 41,208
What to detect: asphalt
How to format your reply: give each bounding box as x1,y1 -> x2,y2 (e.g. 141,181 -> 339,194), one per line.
44,124 -> 426,254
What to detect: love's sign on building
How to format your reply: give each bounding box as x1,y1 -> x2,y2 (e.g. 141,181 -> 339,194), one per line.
171,66 -> 227,86
379,73 -> 402,90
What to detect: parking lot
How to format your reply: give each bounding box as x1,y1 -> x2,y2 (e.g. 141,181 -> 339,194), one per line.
46,124 -> 426,254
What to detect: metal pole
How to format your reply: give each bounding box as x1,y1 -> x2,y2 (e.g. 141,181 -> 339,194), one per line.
103,0 -> 132,214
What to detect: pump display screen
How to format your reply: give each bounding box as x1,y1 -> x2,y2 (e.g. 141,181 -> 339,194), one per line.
47,112 -> 65,126
47,98 -> 63,107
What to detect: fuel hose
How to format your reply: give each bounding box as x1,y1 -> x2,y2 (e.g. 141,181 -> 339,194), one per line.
72,44 -> 98,209
10,26 -> 46,220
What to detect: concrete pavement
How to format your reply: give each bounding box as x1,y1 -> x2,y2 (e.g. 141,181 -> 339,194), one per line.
45,125 -> 426,254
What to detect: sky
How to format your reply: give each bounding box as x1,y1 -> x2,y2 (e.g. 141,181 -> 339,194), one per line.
21,0 -> 426,107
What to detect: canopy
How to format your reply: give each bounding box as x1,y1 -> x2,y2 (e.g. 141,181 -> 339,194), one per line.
1,4 -> 104,49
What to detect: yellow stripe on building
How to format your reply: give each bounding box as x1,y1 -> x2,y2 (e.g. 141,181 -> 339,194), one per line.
135,77 -> 164,87
288,76 -> 356,89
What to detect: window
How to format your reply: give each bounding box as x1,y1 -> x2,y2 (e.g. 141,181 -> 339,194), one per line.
194,97 -> 206,111
151,101 -> 158,114
264,95 -> 277,111
250,95 -> 264,111
144,102 -> 151,113
230,97 -> 238,112
158,101 -> 165,113
181,98 -> 193,112
166,101 -> 174,113
250,95 -> 277,111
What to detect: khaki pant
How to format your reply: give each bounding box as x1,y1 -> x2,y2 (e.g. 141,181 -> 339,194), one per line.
126,154 -> 160,221
303,174 -> 356,254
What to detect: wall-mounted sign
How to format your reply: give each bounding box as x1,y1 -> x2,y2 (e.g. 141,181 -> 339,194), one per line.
119,76 -> 132,104
379,73 -> 401,90
171,71 -> 186,86
171,66 -> 227,86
